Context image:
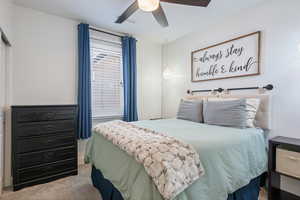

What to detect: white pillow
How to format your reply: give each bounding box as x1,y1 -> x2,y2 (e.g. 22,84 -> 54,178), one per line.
245,98 -> 260,128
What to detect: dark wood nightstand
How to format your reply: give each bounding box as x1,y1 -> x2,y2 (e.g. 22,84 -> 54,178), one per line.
268,136 -> 300,200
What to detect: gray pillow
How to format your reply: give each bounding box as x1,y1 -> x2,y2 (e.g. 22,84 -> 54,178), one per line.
177,100 -> 203,123
203,99 -> 247,128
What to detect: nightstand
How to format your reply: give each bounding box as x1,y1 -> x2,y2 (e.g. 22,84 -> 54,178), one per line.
268,136 -> 300,200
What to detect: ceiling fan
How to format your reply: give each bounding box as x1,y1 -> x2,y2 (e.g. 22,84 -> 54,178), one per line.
115,0 -> 211,27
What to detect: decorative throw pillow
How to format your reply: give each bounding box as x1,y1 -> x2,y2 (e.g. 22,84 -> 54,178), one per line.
244,98 -> 260,128
203,99 -> 248,128
177,99 -> 203,123
206,98 -> 260,128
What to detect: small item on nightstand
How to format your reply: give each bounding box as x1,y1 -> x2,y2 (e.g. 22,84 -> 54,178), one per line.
268,136 -> 300,200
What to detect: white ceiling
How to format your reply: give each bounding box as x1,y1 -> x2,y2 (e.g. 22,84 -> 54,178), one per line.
13,0 -> 267,43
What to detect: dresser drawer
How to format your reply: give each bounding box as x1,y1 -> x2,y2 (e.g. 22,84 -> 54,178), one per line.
18,159 -> 76,183
16,120 -> 75,138
17,146 -> 76,169
15,108 -> 76,123
16,134 -> 75,153
276,148 -> 300,179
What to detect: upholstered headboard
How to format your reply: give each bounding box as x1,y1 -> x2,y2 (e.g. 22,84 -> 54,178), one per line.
185,94 -> 272,130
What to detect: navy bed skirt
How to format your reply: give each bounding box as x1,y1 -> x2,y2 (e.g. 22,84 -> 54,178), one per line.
91,166 -> 263,200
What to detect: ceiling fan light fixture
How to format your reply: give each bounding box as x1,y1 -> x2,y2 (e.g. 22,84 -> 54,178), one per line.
137,0 -> 160,12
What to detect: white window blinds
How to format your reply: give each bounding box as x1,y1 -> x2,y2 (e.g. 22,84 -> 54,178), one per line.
90,31 -> 124,123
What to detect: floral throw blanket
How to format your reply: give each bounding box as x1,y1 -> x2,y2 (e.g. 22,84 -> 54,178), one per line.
93,120 -> 205,200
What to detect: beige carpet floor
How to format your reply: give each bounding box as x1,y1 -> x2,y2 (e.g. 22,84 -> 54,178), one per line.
1,165 -> 266,200
1,165 -> 101,200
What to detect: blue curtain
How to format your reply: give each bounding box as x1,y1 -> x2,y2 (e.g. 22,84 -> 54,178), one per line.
77,23 -> 92,139
122,36 -> 138,122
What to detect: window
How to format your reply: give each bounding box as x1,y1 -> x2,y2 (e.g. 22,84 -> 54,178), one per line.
90,31 -> 124,123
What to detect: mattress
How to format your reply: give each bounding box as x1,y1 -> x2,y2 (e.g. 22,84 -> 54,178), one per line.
85,119 -> 267,200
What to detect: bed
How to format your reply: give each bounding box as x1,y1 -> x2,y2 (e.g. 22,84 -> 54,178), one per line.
85,94 -> 270,200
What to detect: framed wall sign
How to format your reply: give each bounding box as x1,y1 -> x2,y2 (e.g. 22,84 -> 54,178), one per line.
191,31 -> 261,82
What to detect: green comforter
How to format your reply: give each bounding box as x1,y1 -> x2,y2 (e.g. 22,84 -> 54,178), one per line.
85,119 -> 267,200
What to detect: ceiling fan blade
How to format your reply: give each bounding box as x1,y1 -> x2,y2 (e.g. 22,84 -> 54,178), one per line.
160,0 -> 211,7
115,1 -> 139,24
152,4 -> 169,27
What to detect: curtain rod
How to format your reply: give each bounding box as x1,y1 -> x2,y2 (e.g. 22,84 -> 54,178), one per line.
187,84 -> 274,95
89,27 -> 124,38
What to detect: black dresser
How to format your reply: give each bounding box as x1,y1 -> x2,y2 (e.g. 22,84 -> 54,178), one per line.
11,105 -> 78,191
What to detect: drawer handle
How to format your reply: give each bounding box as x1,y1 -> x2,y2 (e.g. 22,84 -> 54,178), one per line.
46,113 -> 56,119
44,125 -> 55,131
45,139 -> 55,143
287,156 -> 300,161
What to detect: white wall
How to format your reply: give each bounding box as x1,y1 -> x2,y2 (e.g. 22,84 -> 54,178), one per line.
12,6 -> 78,105
6,5 -> 162,186
162,0 -> 300,195
163,0 -> 300,139
0,36 -> 6,195
3,5 -> 79,187
0,0 -> 13,189
137,39 -> 162,120
0,0 -> 13,42
12,5 -> 162,116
